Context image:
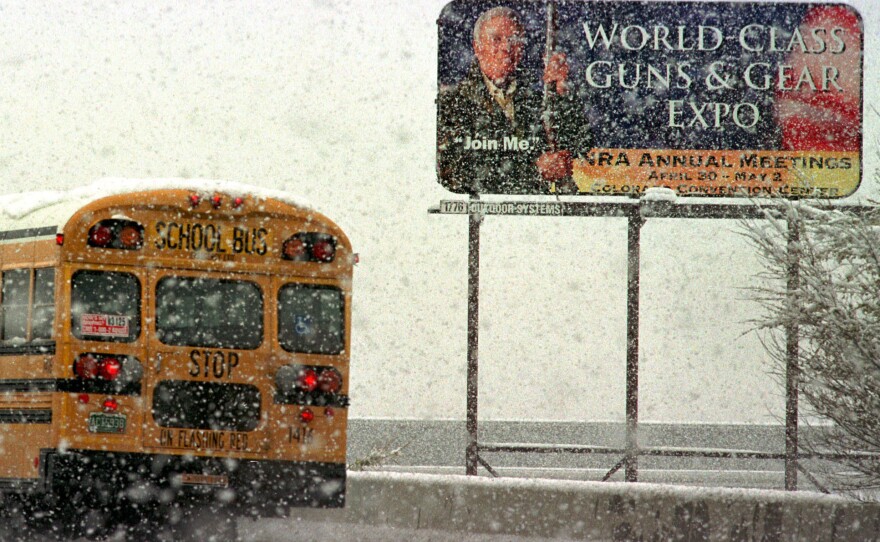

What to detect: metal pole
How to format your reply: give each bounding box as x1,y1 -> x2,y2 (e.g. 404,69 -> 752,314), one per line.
625,214 -> 643,482
785,209 -> 800,490
541,0 -> 559,153
466,196 -> 482,476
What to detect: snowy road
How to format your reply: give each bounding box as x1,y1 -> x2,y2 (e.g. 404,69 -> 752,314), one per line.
0,516 -> 581,542
240,518 -> 582,542
0,469 -> 873,542
0,421 -> 844,541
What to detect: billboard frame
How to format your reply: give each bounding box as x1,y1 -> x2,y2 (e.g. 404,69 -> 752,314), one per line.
436,1 -> 865,199
431,196 -> 878,491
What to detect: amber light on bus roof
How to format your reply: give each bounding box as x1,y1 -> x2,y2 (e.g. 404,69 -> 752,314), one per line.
189,192 -> 245,209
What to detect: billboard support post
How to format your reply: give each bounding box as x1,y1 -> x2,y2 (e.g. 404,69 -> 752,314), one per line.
785,209 -> 801,490
625,214 -> 644,482
466,195 -> 482,476
432,199 -> 877,487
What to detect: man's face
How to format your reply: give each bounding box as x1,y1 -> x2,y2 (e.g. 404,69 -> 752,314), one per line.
473,15 -> 524,83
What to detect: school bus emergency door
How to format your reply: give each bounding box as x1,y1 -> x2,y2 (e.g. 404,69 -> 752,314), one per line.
142,268 -> 273,461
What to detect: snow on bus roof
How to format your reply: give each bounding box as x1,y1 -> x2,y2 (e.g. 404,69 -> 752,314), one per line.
0,178 -> 318,232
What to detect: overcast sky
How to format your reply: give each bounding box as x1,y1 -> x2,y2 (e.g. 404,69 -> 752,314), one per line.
0,0 -> 876,424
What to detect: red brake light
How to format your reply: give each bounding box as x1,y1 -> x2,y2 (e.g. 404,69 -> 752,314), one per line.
118,225 -> 143,248
318,368 -> 342,394
75,355 -> 100,379
75,354 -> 126,381
300,408 -> 315,424
312,240 -> 336,262
102,397 -> 119,412
297,368 -> 318,392
98,358 -> 122,381
282,238 -> 308,261
88,225 -> 113,247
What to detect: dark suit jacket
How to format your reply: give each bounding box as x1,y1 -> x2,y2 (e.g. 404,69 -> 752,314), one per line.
437,60 -> 592,194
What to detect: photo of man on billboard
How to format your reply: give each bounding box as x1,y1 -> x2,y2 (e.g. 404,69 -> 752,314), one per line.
437,6 -> 593,195
437,1 -> 863,199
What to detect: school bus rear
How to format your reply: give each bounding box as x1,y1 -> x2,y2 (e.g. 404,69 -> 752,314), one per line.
15,189 -> 352,517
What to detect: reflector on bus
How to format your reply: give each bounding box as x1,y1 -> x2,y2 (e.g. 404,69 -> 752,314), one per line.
87,219 -> 144,250
282,233 -> 337,263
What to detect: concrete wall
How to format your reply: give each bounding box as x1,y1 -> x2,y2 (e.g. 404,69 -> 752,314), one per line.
294,472 -> 880,541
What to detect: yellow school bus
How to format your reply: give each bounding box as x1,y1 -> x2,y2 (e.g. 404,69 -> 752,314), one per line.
0,184 -> 352,537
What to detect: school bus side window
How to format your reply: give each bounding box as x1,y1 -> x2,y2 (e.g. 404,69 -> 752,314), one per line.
32,268 -> 55,340
71,270 -> 141,342
278,285 -> 344,355
1,269 -> 30,342
0,268 -> 56,343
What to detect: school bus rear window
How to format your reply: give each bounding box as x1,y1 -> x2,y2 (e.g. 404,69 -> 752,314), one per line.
71,270 -> 141,342
152,380 -> 261,432
278,285 -> 344,355
155,277 -> 263,350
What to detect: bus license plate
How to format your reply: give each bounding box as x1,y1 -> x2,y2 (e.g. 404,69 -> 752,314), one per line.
88,413 -> 127,434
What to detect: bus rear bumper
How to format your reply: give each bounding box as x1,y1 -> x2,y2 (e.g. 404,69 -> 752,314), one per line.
42,450 -> 345,516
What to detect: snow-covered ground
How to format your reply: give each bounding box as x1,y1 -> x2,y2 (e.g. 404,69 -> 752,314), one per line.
239,518 -> 581,542
0,517 -> 573,542
0,470 -> 874,541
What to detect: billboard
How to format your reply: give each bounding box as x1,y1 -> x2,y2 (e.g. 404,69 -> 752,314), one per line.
436,1 -> 862,198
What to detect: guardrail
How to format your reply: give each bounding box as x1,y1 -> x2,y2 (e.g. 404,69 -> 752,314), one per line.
295,471 -> 880,541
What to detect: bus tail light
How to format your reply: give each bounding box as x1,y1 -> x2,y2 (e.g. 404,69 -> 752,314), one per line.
87,219 -> 144,250
300,408 -> 314,424
118,225 -> 143,248
311,238 -> 336,262
98,357 -> 122,380
102,397 -> 119,412
75,354 -> 125,381
276,365 -> 320,392
282,237 -> 308,261
275,364 -> 345,405
73,354 -> 143,394
281,233 -> 337,263
88,224 -> 113,247
74,354 -> 100,379
318,368 -> 342,394
297,368 -> 319,392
